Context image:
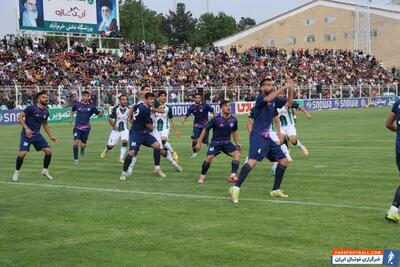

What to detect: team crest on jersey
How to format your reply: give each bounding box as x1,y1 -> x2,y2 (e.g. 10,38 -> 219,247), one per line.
230,122 -> 234,127
87,108 -> 91,111
200,109 -> 203,112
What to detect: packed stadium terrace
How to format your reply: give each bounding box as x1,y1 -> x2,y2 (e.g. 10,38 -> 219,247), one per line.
0,37 -> 399,109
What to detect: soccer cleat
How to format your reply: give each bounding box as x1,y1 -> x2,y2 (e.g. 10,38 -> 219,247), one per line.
120,172 -> 127,181
173,151 -> 179,163
198,175 -> 205,184
191,152 -> 198,159
270,189 -> 288,198
228,176 -> 238,183
12,170 -> 20,182
385,213 -> 400,223
154,170 -> 167,177
301,146 -> 309,156
41,169 -> 53,180
100,149 -> 108,159
172,163 -> 183,172
229,186 -> 240,203
74,160 -> 79,165
119,158 -> 124,164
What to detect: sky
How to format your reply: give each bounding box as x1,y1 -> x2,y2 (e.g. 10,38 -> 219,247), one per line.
0,0 -> 392,37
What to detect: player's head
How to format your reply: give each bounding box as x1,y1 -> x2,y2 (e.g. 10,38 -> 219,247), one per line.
158,90 -> 167,104
144,92 -> 156,107
35,90 -> 48,106
119,94 -> 128,107
220,100 -> 231,115
260,77 -> 274,94
141,85 -> 151,99
82,90 -> 91,103
24,0 -> 37,14
194,93 -> 202,105
101,0 -> 113,20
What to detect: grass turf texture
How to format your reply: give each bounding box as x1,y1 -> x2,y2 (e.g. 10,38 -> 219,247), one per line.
0,107 -> 398,266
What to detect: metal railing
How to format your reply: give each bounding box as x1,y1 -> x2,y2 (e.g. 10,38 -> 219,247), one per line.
0,84 -> 398,109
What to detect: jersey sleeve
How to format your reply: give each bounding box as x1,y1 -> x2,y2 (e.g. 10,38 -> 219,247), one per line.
109,107 -> 117,119
275,97 -> 287,109
167,106 -> 174,119
248,107 -> 255,119
185,106 -> 193,118
143,107 -> 152,125
205,117 -> 215,131
254,94 -> 265,108
23,105 -> 34,115
232,118 -> 238,132
93,106 -> 100,116
72,103 -> 77,112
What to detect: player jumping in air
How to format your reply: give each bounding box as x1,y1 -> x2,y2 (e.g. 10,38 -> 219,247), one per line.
70,90 -> 105,165
12,90 -> 57,182
384,100 -> 400,223
182,93 -> 216,158
120,92 -> 164,180
229,78 -> 295,203
195,100 -> 242,184
100,94 -> 129,163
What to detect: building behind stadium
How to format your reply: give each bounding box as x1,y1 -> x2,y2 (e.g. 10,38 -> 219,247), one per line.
214,0 -> 400,68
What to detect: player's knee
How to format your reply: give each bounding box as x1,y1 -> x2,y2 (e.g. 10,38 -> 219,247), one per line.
246,159 -> 256,168
128,150 -> 136,157
162,139 -> 167,146
122,141 -> 128,147
289,136 -> 297,145
205,156 -> 213,163
234,152 -> 241,160
153,142 -> 161,149
107,145 -> 114,150
279,157 -> 289,166
18,151 -> 27,158
81,143 -> 86,148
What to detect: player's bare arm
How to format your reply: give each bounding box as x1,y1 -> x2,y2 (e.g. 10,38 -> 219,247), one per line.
232,130 -> 242,152
299,106 -> 312,119
18,112 -> 33,138
170,118 -> 182,137
42,120 -> 57,144
386,112 -> 397,132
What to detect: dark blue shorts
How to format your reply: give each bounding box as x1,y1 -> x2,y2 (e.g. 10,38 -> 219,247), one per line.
129,132 -> 158,152
192,127 -> 208,144
248,132 -> 286,162
207,142 -> 237,156
73,128 -> 90,144
19,133 -> 49,152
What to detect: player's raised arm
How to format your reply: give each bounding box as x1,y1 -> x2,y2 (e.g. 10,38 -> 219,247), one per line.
298,106 -> 312,119
18,111 -> 33,138
386,111 -> 397,132
42,120 -> 57,144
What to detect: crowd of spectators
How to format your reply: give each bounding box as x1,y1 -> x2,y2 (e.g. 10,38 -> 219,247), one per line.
0,35 -> 399,108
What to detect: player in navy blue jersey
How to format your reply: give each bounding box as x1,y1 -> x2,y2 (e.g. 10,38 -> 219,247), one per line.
229,78 -> 295,203
182,93 -> 215,158
385,100 -> 400,223
194,100 -> 242,184
12,90 -> 58,182
120,92 -> 164,180
70,90 -> 105,165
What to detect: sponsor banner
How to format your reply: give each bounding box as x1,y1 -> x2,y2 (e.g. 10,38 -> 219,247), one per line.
19,0 -> 120,35
303,97 -> 398,111
170,103 -> 228,117
235,102 -> 255,114
0,108 -> 109,126
331,249 -> 400,266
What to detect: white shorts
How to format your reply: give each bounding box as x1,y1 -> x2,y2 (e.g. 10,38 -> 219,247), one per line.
107,130 -> 129,146
159,129 -> 170,140
151,130 -> 163,148
281,125 -> 297,137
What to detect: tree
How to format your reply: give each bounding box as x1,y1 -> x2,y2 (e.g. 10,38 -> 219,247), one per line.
120,0 -> 167,44
191,12 -> 237,47
164,3 -> 197,45
237,17 -> 256,31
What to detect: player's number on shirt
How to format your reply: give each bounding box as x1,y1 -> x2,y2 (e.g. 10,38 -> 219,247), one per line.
132,109 -> 140,121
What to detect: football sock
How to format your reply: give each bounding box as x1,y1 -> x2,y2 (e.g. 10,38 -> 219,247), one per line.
153,148 -> 161,166
192,140 -> 197,153
201,161 -> 211,175
16,156 -> 24,171
43,154 -> 52,169
392,185 -> 400,208
273,164 -> 287,190
73,145 -> 79,160
235,163 -> 253,187
123,155 -> 133,172
231,160 -> 240,176
120,143 -> 127,159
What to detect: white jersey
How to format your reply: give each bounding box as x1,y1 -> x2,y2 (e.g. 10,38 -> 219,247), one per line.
277,106 -> 295,127
110,105 -> 129,132
153,104 -> 174,133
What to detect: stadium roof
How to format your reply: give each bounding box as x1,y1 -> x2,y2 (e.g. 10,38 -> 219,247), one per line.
213,0 -> 400,47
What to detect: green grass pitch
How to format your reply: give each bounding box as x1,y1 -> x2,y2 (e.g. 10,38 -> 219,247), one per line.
0,107 -> 399,266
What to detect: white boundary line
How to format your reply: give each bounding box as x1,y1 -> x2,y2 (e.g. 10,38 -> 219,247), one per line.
0,181 -> 384,211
